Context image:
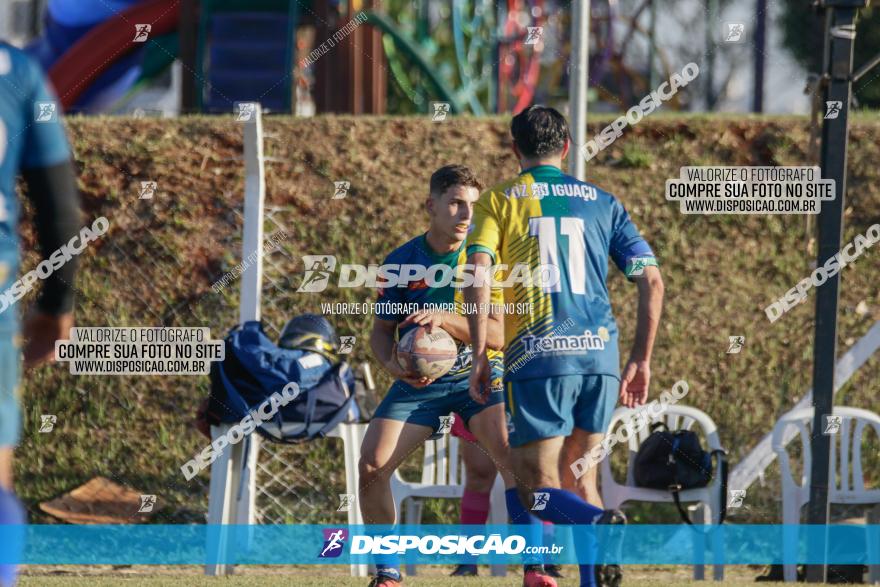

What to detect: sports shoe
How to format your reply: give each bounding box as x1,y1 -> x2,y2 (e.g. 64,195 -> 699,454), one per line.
594,509 -> 626,587
595,563 -> 623,587
543,563 -> 564,577
522,567 -> 558,587
450,563 -> 478,576
368,574 -> 402,587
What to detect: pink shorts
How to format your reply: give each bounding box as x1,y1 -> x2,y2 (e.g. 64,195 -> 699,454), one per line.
451,412 -> 478,443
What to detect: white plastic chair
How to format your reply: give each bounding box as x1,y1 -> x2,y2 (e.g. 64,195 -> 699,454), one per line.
600,404 -> 726,581
390,426 -> 507,577
206,363 -> 373,577
771,406 -> 880,583
206,420 -> 369,575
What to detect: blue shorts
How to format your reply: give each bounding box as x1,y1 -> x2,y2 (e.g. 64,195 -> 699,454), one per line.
506,374 -> 618,448
0,324 -> 22,447
373,374 -> 504,433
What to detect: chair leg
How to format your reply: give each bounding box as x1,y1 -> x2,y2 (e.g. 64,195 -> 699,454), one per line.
234,434 -> 261,553
782,500 -> 798,582
403,498 -> 422,577
340,424 -> 369,577
703,489 -> 724,582
692,504 -> 706,581
868,504 -> 880,584
707,498 -> 723,581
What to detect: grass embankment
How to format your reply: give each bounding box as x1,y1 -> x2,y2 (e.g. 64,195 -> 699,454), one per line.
14,115 -> 879,528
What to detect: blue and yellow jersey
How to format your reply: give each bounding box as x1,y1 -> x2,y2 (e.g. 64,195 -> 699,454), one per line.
0,43 -> 71,324
466,165 -> 656,382
376,233 -> 504,385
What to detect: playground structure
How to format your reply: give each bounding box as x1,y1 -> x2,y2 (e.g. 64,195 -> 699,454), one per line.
28,0 -> 674,116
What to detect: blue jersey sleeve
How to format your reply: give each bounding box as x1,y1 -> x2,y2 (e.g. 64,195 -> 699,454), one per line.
22,59 -> 70,169
609,198 -> 655,274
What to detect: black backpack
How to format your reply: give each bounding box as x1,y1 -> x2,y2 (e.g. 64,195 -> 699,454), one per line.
633,422 -> 729,525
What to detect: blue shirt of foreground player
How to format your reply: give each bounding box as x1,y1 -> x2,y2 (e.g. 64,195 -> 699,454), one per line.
0,42 -> 72,326
375,233 -> 504,386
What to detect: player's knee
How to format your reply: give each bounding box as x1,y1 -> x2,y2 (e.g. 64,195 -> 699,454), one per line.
464,468 -> 496,493
358,454 -> 391,483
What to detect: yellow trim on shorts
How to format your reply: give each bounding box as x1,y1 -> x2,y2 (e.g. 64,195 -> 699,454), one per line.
506,381 -> 515,416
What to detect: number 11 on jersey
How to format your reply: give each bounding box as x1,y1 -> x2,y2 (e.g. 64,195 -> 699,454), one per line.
529,216 -> 587,295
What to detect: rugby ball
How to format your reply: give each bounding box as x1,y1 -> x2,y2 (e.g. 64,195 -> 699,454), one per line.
396,326 -> 458,380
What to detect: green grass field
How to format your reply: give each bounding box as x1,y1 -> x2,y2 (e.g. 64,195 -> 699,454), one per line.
17,578 -> 787,587
19,564 -> 790,586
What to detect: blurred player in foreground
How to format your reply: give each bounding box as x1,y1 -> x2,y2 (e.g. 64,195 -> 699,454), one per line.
0,42 -> 81,586
448,417 -> 563,579
360,165 -> 556,587
464,106 -> 664,587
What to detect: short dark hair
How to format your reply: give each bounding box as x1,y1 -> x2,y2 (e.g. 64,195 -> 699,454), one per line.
510,105 -> 570,158
429,164 -> 482,198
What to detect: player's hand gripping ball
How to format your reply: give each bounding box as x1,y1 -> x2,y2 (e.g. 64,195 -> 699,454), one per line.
396,326 -> 458,380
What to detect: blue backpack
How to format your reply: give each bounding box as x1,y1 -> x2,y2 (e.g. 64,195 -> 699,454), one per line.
207,321 -> 357,443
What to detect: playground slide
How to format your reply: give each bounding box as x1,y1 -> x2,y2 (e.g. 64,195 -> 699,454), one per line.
47,0 -> 179,110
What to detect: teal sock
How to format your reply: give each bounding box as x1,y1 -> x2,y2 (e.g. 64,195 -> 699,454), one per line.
504,488 -> 545,568
525,488 -> 603,587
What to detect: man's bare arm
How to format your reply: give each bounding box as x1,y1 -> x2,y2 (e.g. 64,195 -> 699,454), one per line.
630,265 -> 664,362
619,264 -> 664,407
463,252 -> 494,357
402,310 -> 504,350
369,317 -> 431,387
370,318 -> 399,373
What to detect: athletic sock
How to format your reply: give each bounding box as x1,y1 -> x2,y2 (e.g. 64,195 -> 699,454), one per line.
456,490 -> 491,568
526,488 -> 603,525
504,488 -> 545,571
0,488 -> 25,587
460,490 -> 491,524
371,522 -> 401,581
526,488 -> 604,587
504,488 -> 532,524
542,520 -> 556,568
